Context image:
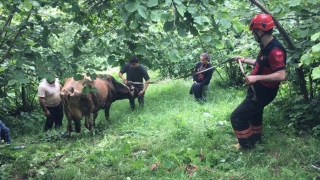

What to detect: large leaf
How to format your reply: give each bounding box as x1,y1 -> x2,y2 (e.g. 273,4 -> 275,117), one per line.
175,4 -> 186,16
169,50 -> 181,62
200,34 -> 212,43
151,10 -> 161,21
194,16 -> 209,25
125,2 -> 139,12
82,86 -> 91,94
232,21 -> 244,33
288,0 -> 301,7
135,45 -> 146,54
311,32 -> 320,41
130,20 -> 139,29
190,26 -> 199,36
187,6 -> 197,14
137,5 -> 147,19
160,12 -> 172,21
300,53 -> 312,65
107,55 -> 116,65
8,80 -> 16,86
312,67 -> 320,79
147,0 -> 158,7
163,21 -> 174,32
219,19 -> 231,29
73,47 -> 82,58
178,27 -> 187,37
215,41 -> 225,50
312,43 -> 320,52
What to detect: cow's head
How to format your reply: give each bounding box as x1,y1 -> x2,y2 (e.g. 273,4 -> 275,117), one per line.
107,76 -> 134,101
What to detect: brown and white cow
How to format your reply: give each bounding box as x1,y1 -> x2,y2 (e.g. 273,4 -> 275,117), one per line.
60,74 -> 134,134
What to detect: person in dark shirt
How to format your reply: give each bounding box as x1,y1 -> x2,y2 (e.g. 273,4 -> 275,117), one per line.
190,53 -> 214,102
231,14 -> 286,150
0,119 -> 11,144
119,55 -> 150,110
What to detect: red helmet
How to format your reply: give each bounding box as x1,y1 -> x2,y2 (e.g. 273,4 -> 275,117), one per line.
249,14 -> 275,31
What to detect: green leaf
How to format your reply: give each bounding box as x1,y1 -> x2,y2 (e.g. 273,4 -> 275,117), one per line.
107,55 -> 116,65
288,0 -> 301,7
73,47 -> 82,58
137,5 -> 147,19
300,53 -> 311,65
91,88 -> 99,93
312,67 -> 320,79
160,12 -> 172,21
311,32 -> 320,41
147,0 -> 158,7
82,86 -> 91,94
200,34 -> 212,43
19,79 -> 30,84
176,4 -> 186,16
190,26 -> 199,36
135,45 -> 145,54
216,41 -> 225,50
74,74 -> 84,81
297,28 -> 310,38
232,21 -> 244,33
194,16 -> 209,25
220,19 -> 231,29
125,2 -> 138,12
169,50 -> 181,62
163,21 -> 174,32
187,6 -> 197,14
312,43 -> 320,52
23,0 -> 32,9
130,20 -> 139,29
3,98 -> 10,107
151,10 -> 161,21
178,27 -> 187,37
173,0 -> 182,5
8,80 -> 16,86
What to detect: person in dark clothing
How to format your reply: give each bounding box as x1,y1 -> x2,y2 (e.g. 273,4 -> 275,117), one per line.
231,14 -> 286,150
0,120 -> 11,144
118,55 -> 150,110
190,53 -> 214,102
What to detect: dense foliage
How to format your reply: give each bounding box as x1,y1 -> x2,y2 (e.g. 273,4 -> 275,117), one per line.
0,1 -> 319,135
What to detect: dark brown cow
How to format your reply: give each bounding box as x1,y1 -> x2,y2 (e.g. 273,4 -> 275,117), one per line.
60,74 -> 134,134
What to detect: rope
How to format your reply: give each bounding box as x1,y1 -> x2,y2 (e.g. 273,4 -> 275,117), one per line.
237,59 -> 257,101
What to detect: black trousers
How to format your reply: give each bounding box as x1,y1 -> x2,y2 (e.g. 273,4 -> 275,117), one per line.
230,83 -> 278,148
44,102 -> 64,131
130,85 -> 144,110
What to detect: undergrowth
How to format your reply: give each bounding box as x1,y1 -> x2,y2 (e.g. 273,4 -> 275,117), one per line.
0,71 -> 319,180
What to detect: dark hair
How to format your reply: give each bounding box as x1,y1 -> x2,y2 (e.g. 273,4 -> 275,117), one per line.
129,55 -> 139,63
255,28 -> 273,35
200,53 -> 210,61
264,28 -> 273,35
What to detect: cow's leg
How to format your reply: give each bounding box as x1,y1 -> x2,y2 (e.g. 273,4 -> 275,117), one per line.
64,108 -> 74,136
84,114 -> 93,131
105,101 -> 112,121
92,112 -> 98,127
74,119 -> 81,133
104,102 -> 112,129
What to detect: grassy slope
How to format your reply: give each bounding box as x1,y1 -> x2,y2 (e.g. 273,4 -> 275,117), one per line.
1,70 -> 320,180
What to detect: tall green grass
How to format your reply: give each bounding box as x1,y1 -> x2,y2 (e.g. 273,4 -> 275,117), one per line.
1,71 -> 319,180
